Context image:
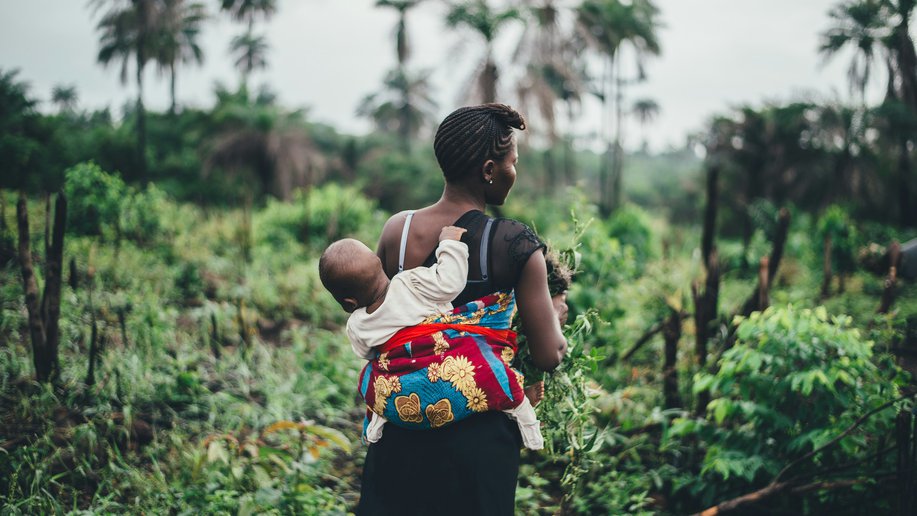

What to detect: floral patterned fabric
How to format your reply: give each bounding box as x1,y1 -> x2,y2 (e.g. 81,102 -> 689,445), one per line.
358,290 -> 526,434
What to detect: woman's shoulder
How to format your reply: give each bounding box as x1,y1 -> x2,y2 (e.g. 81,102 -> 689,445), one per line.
490,217 -> 547,269
378,210 -> 415,245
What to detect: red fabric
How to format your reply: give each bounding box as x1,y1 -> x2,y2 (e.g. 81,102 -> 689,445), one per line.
381,324 -> 517,354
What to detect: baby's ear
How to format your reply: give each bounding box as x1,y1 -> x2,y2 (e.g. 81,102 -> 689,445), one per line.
342,297 -> 359,313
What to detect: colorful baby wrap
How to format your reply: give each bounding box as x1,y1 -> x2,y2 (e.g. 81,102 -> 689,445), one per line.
358,290 -> 526,434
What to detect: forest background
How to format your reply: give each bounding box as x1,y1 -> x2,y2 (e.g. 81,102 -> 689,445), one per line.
2,0 -> 917,514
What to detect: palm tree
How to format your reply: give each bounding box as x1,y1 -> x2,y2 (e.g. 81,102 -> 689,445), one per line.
819,0 -> 888,103
93,0 -> 161,181
220,0 -> 276,91
155,0 -> 207,115
445,0 -> 521,103
376,0 -> 425,67
631,97 -> 659,152
230,32 -> 269,89
205,84 -> 327,200
220,0 -> 276,32
577,0 -> 661,213
51,84 -> 78,114
371,0 -> 429,150
357,68 -> 438,148
884,0 -> 917,225
513,1 -> 588,190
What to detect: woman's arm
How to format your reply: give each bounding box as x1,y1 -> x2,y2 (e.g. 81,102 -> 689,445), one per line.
515,251 -> 567,372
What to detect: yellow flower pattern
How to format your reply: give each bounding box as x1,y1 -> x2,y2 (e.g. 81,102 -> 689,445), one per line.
424,399 -> 455,428
377,352 -> 390,371
372,375 -> 402,415
432,331 -> 450,355
427,362 -> 441,382
394,393 -> 423,424
440,355 -> 476,395
501,347 -> 515,365
465,386 -> 488,412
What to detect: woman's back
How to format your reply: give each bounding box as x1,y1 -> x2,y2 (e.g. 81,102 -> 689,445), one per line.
378,209 -> 545,304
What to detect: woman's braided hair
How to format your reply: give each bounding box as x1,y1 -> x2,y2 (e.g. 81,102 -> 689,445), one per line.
433,103 -> 526,182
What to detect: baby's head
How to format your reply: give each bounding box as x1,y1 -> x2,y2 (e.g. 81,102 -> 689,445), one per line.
319,238 -> 389,313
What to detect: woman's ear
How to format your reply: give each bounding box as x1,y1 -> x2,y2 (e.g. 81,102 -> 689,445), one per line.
481,160 -> 495,184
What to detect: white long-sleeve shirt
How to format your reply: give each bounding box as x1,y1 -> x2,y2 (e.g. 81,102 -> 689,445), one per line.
345,239 -> 469,359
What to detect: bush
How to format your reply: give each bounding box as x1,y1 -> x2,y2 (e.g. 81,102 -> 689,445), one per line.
63,161 -> 125,237
676,305 -> 904,512
121,183 -> 168,244
817,205 -> 859,276
255,183 -> 381,251
606,204 -> 654,264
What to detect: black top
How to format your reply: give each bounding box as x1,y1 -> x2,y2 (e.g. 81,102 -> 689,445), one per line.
422,210 -> 546,305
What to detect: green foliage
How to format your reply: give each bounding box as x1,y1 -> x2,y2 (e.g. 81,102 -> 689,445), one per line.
817,204 -> 859,274
680,305 -> 903,510
64,161 -> 126,237
121,183 -> 168,244
607,204 -> 655,263
355,146 -> 442,213
254,183 -> 381,251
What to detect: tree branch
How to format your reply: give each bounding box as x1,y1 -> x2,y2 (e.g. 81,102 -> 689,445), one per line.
772,393 -> 912,484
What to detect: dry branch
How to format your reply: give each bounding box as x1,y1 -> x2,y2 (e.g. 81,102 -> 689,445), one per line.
622,321 -> 664,362
773,393 -> 911,484
694,478 -> 876,516
17,193 -> 49,381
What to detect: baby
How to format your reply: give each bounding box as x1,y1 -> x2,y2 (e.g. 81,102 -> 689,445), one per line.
319,226 -> 544,449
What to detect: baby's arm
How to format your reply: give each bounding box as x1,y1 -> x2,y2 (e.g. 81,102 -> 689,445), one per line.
407,226 -> 469,303
346,320 -> 376,360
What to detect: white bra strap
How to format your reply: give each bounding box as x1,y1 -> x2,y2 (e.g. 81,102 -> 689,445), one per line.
398,210 -> 416,272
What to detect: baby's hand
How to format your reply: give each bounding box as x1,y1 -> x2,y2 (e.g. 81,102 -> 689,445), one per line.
439,226 -> 467,242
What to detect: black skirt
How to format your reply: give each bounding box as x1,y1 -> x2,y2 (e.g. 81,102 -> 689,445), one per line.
356,411 -> 522,516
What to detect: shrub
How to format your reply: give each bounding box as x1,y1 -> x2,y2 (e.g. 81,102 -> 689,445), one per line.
121,183 -> 168,244
606,204 -> 654,263
255,183 -> 381,251
676,305 -> 904,511
63,161 -> 126,237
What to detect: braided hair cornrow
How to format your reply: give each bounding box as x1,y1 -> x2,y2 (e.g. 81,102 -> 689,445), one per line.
433,103 -> 526,183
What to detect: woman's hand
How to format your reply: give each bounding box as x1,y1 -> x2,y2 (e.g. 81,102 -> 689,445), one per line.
552,291 -> 569,326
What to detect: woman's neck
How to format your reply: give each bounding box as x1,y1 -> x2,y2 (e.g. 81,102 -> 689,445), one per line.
437,182 -> 486,213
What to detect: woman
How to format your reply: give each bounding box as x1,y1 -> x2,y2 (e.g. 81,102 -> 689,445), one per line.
357,104 -> 568,515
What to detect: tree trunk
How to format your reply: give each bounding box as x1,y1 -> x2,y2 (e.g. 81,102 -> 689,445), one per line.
170,60 -> 177,116
136,50 -> 148,183
481,58 -> 497,104
39,193 -> 66,383
694,249 -> 719,417
16,193 -> 50,382
757,257 -> 770,311
399,67 -> 412,153
612,56 -> 624,211
663,309 -> 681,410
898,133 -> 913,227
768,208 -> 791,282
879,241 -> 901,314
821,235 -> 833,299
565,102 -> 576,186
599,56 -> 612,216
702,164 -> 719,267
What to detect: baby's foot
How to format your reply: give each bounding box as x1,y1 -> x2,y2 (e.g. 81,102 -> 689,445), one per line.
524,381 -> 545,406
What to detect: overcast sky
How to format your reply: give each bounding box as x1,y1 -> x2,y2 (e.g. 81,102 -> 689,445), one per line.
0,0 -> 886,152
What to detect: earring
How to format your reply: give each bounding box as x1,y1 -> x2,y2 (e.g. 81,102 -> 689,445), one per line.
488,179 -> 494,184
